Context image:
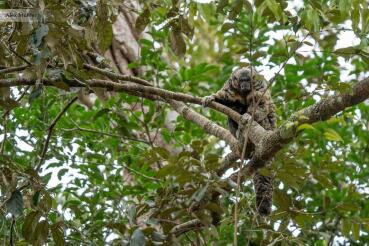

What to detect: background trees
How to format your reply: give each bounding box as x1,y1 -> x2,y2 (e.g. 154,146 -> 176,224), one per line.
0,0 -> 369,245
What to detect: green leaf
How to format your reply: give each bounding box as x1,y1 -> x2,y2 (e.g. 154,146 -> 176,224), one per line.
324,128 -> 343,142
6,190 -> 24,217
161,128 -> 171,143
228,0 -> 243,19
335,47 -> 357,59
326,9 -> 346,24
352,0 -> 360,31
297,123 -> 315,132
42,172 -> 52,184
301,7 -> 320,32
131,228 -> 146,246
314,174 -> 333,188
93,108 -> 110,120
221,23 -> 234,33
337,202 -> 360,213
33,191 -> 41,206
216,0 -> 228,14
57,168 -> 69,180
294,214 -> 313,229
22,211 -> 41,242
273,190 -> 291,211
51,223 -> 65,246
169,28 -> 186,56
29,85 -> 43,104
155,164 -> 177,178
352,222 -> 360,241
266,0 -> 282,21
180,16 -> 194,39
34,220 -> 49,245
152,147 -> 170,160
192,183 -> 209,202
339,0 -> 351,16
40,193 -> 53,213
135,8 -> 151,34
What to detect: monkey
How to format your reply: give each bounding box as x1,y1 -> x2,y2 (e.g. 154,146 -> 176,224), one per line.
203,67 -> 275,216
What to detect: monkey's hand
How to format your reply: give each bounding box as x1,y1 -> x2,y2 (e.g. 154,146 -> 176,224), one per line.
202,95 -> 215,107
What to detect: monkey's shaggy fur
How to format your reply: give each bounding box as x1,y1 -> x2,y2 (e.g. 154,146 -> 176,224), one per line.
204,67 -> 276,216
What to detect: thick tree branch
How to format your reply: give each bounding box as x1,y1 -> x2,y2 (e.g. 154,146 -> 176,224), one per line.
0,78 -> 246,131
169,100 -> 239,154
0,77 -> 242,152
86,79 -> 240,152
82,64 -> 246,124
86,79 -> 243,125
249,76 -> 369,172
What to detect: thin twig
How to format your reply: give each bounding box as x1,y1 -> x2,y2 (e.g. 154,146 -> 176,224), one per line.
0,65 -> 29,75
10,215 -> 15,246
170,219 -> 203,235
2,41 -> 32,66
121,163 -> 160,182
328,217 -> 341,246
1,115 -> 8,155
83,64 -> 151,86
61,127 -> 149,144
233,12 -> 256,246
35,96 -> 78,172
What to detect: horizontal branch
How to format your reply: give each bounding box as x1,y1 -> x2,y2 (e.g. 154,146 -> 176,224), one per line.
0,78 -> 82,87
0,77 -> 243,125
83,65 -> 248,126
83,64 -> 151,86
87,79 -> 243,125
61,127 -> 149,144
0,65 -> 29,75
0,76 -> 242,153
170,219 -> 203,236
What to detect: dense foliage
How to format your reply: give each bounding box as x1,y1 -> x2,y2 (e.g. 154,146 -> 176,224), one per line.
1,0 -> 369,245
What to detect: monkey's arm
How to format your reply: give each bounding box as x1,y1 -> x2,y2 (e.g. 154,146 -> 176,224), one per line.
201,79 -> 231,107
202,89 -> 229,106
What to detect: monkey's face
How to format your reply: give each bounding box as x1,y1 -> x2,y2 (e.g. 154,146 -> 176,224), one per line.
231,67 -> 252,93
